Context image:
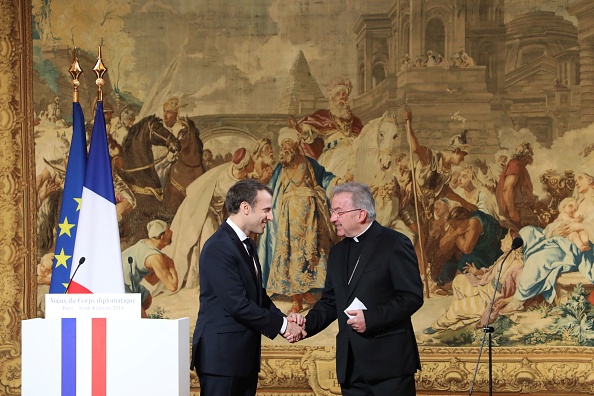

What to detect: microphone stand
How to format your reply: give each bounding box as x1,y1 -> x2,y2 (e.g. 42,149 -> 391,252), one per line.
64,257 -> 85,294
469,239 -> 522,396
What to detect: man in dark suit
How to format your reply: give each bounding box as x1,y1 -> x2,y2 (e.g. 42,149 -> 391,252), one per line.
191,179 -> 305,396
304,182 -> 423,395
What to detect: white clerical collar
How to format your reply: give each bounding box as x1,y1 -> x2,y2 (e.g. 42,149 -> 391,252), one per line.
352,222 -> 373,243
226,218 -> 248,241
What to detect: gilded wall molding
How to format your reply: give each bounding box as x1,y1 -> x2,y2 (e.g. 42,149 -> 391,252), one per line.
0,0 -> 35,394
203,345 -> 594,395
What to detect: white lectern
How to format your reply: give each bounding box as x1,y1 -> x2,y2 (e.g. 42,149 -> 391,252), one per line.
22,294 -> 190,396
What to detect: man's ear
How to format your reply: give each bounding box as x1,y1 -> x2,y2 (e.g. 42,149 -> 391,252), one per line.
241,201 -> 251,214
359,209 -> 368,223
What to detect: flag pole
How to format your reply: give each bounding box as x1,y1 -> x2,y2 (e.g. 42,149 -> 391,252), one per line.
48,48 -> 87,293
68,47 -> 82,103
93,45 -> 107,102
68,44 -> 125,294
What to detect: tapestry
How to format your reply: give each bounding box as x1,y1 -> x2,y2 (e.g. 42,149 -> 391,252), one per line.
31,0 -> 594,372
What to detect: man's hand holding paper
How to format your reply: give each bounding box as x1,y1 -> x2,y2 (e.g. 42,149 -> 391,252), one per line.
345,297 -> 367,333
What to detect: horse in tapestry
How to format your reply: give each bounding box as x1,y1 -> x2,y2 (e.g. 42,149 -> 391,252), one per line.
163,116 -> 205,218
119,115 -> 181,243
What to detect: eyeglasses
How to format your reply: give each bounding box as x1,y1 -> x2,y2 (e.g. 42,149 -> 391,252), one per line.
330,208 -> 361,218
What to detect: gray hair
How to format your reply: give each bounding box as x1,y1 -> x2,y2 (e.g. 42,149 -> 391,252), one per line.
332,182 -> 376,222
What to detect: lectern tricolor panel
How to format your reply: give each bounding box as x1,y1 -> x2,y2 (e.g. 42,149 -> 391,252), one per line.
22,294 -> 190,396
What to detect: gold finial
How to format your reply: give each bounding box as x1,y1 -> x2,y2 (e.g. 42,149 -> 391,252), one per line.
69,47 -> 83,103
92,45 -> 108,102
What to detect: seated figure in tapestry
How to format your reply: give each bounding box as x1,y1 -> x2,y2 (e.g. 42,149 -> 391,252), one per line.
294,77 -> 364,179
424,230 -> 523,334
545,196 -> 591,252
433,206 -> 507,295
497,170 -> 594,314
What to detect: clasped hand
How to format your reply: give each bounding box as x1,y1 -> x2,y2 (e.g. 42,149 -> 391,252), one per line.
283,313 -> 307,343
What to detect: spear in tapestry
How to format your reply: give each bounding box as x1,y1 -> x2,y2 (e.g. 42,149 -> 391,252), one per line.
404,97 -> 431,299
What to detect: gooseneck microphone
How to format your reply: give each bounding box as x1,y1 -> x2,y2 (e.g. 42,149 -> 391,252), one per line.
469,235 -> 524,396
64,257 -> 86,294
128,256 -> 135,291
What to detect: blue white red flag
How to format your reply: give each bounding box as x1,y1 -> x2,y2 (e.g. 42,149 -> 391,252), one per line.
22,317 -> 188,395
69,101 -> 125,293
49,102 -> 87,293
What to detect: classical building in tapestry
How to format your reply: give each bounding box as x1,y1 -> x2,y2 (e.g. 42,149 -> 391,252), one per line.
347,0 -> 594,153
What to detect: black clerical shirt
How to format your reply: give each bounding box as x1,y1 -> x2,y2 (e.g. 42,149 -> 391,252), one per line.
346,225 -> 371,284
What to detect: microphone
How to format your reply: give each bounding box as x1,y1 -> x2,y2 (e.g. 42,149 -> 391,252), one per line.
64,257 -> 85,294
469,233 -> 523,395
128,256 -> 135,291
511,236 -> 524,250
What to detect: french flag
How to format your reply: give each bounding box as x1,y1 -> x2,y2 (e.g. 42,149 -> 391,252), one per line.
22,317 -> 190,395
23,318 -> 107,395
61,318 -> 107,396
69,101 -> 124,294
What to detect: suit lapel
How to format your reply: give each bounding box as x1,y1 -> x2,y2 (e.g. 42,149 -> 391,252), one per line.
252,242 -> 263,303
222,223 -> 260,298
336,240 -> 350,293
347,222 -> 381,297
222,222 -> 248,259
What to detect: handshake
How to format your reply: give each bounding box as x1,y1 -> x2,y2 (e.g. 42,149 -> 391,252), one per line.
282,312 -> 307,343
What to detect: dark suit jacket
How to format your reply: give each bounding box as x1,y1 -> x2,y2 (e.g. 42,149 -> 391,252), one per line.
305,221 -> 423,384
191,221 -> 284,377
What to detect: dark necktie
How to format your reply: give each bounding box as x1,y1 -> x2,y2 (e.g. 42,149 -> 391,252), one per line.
242,238 -> 259,279
243,238 -> 254,258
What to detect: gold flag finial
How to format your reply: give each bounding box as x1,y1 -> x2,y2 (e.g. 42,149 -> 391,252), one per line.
69,47 -> 83,103
92,45 -> 108,102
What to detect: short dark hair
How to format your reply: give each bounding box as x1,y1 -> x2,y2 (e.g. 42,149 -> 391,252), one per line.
225,179 -> 273,214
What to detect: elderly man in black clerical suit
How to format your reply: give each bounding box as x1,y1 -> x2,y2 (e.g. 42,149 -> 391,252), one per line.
304,182 -> 423,395
191,179 -> 305,396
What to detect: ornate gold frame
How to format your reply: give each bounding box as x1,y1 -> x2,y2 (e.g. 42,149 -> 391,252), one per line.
2,0 -> 594,394
1,0 -> 36,394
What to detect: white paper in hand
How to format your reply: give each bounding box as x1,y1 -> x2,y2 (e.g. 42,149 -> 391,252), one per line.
344,297 -> 367,319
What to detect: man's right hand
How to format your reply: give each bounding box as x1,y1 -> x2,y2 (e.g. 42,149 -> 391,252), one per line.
283,321 -> 306,343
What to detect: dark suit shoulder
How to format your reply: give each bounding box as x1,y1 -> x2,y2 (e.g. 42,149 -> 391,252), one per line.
328,236 -> 349,255
200,223 -> 242,261
334,236 -> 350,247
202,226 -> 227,248
376,222 -> 411,242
